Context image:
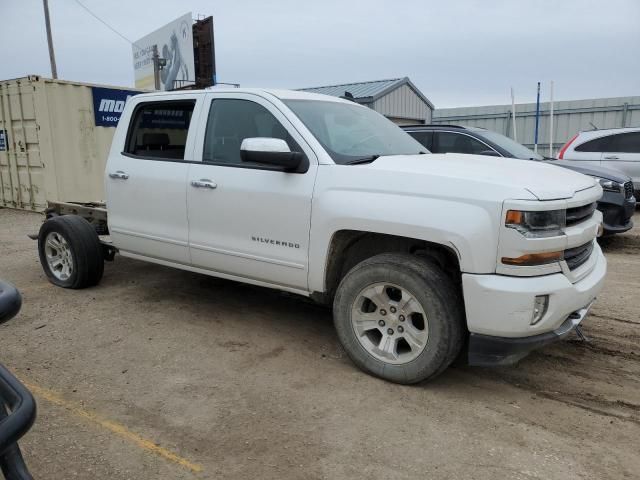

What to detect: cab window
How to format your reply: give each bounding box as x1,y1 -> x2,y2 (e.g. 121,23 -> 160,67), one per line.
125,101 -> 195,160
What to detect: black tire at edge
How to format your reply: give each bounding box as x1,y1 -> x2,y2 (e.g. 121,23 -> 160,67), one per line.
37,215 -> 104,289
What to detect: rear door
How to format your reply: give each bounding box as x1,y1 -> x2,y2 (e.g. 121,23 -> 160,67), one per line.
106,95 -> 202,264
186,92 -> 318,290
600,132 -> 640,189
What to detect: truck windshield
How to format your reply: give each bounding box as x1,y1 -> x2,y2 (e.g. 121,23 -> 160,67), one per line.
284,100 -> 427,164
476,130 -> 545,160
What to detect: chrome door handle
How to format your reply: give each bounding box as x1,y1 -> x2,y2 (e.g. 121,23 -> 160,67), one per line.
108,170 -> 129,180
603,155 -> 619,160
190,179 -> 217,189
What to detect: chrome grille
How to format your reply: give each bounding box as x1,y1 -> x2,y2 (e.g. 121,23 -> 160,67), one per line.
564,241 -> 594,271
566,202 -> 596,227
624,181 -> 635,199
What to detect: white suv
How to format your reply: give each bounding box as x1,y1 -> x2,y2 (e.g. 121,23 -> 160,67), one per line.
558,127 -> 640,193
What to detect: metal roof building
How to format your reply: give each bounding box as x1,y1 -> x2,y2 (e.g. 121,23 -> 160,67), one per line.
300,77 -> 434,125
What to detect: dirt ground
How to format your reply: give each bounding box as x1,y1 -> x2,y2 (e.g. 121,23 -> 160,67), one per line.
0,207 -> 639,480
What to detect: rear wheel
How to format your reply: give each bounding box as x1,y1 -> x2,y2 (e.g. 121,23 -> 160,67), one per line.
38,216 -> 104,289
333,253 -> 464,384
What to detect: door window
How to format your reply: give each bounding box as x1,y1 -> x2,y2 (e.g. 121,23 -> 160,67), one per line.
203,99 -> 303,166
434,132 -> 492,154
575,135 -> 612,152
407,131 -> 433,151
609,132 -> 640,153
125,101 -> 195,160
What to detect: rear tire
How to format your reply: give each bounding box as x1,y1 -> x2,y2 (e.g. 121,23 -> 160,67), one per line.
333,253 -> 464,384
38,216 -> 104,289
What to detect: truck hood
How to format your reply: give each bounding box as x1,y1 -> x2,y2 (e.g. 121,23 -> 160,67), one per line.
368,153 -> 597,200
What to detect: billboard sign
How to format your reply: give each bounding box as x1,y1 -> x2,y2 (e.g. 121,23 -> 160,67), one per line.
91,87 -> 140,127
133,12 -> 195,91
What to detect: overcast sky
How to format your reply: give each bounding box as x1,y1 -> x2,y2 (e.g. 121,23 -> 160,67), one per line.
2,0 -> 639,107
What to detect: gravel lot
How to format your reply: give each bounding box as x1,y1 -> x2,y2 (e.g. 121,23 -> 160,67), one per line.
1,207 -> 639,479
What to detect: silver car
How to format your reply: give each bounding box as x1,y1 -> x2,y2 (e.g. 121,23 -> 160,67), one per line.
558,126 -> 640,193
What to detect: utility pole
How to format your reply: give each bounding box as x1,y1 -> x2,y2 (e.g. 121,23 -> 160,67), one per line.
533,82 -> 541,153
151,45 -> 167,90
510,87 -> 517,142
548,81 -> 554,158
42,0 -> 58,79
152,45 -> 161,90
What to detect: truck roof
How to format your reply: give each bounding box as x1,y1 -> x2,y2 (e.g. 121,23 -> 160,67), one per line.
131,87 -> 351,104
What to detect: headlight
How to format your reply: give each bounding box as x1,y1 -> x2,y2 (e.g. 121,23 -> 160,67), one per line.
505,209 -> 566,238
593,177 -> 622,193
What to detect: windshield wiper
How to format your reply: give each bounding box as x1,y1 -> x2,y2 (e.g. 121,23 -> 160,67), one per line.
344,155 -> 380,165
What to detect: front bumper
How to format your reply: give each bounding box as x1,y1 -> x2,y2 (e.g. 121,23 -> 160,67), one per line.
462,243 -> 606,363
599,191 -> 635,234
468,301 -> 593,366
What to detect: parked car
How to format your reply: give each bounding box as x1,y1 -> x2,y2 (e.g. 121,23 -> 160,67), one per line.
557,126 -> 640,192
0,279 -> 36,480
36,88 -> 606,384
402,125 -> 636,235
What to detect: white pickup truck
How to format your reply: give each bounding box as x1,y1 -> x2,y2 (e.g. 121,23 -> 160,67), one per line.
36,88 -> 607,384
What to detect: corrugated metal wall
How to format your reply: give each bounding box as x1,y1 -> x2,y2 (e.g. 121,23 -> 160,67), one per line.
0,78 -> 46,210
371,84 -> 432,123
433,96 -> 640,155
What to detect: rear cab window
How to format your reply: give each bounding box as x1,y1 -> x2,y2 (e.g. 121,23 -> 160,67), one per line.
124,101 -> 196,160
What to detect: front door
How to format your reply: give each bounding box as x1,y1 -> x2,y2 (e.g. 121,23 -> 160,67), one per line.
106,97 -> 201,264
186,93 -> 318,290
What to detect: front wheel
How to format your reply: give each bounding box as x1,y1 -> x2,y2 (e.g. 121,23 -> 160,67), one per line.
38,215 -> 104,289
333,253 -> 464,384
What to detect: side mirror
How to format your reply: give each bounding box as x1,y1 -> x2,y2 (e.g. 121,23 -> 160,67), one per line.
240,138 -> 303,171
478,150 -> 501,157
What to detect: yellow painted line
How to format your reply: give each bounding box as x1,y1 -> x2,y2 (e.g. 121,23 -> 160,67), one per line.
22,380 -> 203,474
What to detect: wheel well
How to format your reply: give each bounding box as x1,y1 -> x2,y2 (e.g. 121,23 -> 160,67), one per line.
318,230 -> 462,304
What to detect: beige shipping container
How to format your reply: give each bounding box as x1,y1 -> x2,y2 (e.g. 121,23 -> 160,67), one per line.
0,75 -> 143,211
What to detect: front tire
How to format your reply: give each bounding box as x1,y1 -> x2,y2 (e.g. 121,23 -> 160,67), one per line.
333,253 -> 464,384
38,216 -> 104,289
